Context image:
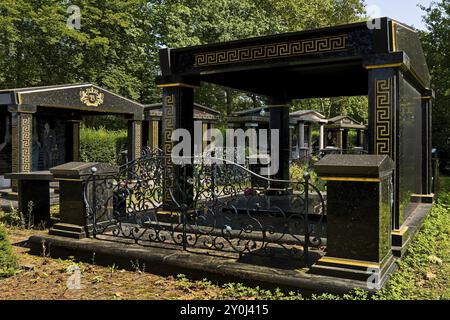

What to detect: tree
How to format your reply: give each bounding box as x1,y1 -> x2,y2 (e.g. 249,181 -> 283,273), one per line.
0,0 -> 367,119
0,0 -> 157,102
420,0 -> 450,164
150,0 -> 366,116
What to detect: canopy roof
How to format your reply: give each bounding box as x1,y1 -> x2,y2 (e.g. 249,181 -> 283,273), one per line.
326,115 -> 366,130
144,102 -> 220,122
228,107 -> 326,125
0,83 -> 144,119
158,18 -> 430,99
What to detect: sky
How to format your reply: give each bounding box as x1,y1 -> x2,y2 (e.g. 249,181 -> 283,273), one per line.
365,0 -> 433,30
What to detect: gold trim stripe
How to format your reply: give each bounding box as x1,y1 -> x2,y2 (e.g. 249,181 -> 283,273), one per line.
411,193 -> 434,198
365,63 -> 402,70
194,35 -> 348,67
392,226 -> 409,236
319,257 -> 380,269
157,83 -> 199,89
320,177 -> 381,182
392,21 -> 398,52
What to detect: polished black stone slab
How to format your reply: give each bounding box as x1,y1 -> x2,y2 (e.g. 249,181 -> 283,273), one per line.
49,162 -> 117,238
314,155 -> 394,179
312,155 -> 395,282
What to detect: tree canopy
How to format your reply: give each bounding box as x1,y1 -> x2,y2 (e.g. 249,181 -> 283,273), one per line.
0,0 -> 367,110
420,0 -> 450,157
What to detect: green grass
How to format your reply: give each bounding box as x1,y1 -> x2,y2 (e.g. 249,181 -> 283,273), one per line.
440,176 -> 450,194
172,177 -> 450,300
0,224 -> 18,278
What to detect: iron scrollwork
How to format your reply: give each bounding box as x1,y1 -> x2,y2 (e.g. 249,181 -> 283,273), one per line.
84,148 -> 326,265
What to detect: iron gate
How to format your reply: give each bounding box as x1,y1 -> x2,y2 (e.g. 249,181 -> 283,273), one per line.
83,148 -> 326,266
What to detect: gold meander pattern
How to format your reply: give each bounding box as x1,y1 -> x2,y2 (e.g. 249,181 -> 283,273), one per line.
133,121 -> 142,160
194,35 -> 348,67
20,114 -> 32,172
163,95 -> 175,203
375,79 -> 392,155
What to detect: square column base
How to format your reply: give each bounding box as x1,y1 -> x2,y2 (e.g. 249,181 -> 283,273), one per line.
49,223 -> 89,239
311,254 -> 396,287
411,193 -> 435,204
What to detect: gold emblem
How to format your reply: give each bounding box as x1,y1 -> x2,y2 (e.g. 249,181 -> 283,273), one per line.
80,87 -> 104,107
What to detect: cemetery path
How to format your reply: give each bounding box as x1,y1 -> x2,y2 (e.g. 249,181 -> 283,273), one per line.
0,228 -> 224,300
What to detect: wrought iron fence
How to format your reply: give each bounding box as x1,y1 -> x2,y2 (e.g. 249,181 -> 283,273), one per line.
83,148 -> 326,266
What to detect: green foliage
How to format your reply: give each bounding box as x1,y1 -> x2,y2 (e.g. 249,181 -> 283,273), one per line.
292,96 -> 369,125
290,162 -> 325,191
220,282 -> 302,300
0,224 -> 18,278
420,1 -> 450,158
80,126 -> 127,165
0,0 -> 158,103
0,206 -> 25,228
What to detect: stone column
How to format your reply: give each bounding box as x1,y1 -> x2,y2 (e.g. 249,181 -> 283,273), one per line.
367,67 -> 400,229
319,124 -> 325,150
67,120 -> 81,162
269,99 -> 290,184
342,129 -> 349,150
307,124 -> 313,154
160,84 -> 195,210
127,120 -> 143,162
336,129 -> 344,150
298,122 -> 305,149
357,130 -> 364,147
148,120 -> 160,149
421,93 -> 433,197
8,105 -> 35,190
313,155 -> 395,285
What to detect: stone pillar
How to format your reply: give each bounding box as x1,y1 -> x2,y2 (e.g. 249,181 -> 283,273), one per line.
298,122 -> 305,149
368,67 -> 400,229
269,99 -> 290,183
342,129 -> 349,150
127,120 -> 143,162
319,124 -> 325,150
202,122 -> 208,151
67,120 -> 81,162
49,162 -> 117,239
307,124 -> 313,154
336,129 -> 344,150
313,155 -> 396,285
9,105 -> 35,191
160,84 -> 195,210
357,130 -> 364,147
421,93 -> 433,198
148,120 -> 160,149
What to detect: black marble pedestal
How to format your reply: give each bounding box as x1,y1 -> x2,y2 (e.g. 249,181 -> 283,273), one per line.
312,155 -> 396,286
49,162 -> 117,239
5,171 -> 53,227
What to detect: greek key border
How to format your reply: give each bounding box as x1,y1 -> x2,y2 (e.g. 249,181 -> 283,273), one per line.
163,95 -> 175,203
194,35 -> 348,67
20,114 -> 32,172
375,78 -> 393,156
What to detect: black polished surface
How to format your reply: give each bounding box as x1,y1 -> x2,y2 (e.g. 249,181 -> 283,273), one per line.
326,181 -> 391,262
394,23 -> 431,88
314,155 -> 394,178
316,155 -> 394,263
398,75 -> 423,223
